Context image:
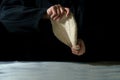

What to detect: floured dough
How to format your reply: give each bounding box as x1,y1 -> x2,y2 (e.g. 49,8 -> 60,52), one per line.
50,13 -> 78,48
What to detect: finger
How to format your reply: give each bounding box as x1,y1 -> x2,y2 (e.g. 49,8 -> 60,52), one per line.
54,9 -> 61,21
57,4 -> 64,16
71,48 -> 79,54
71,45 -> 80,53
47,8 -> 52,16
54,4 -> 64,21
72,45 -> 80,51
77,39 -> 86,55
52,4 -> 64,21
56,4 -> 62,15
72,50 -> 80,55
71,39 -> 86,56
64,8 -> 70,17
53,15 -> 61,21
50,6 -> 58,19
72,51 -> 79,54
58,7 -> 65,20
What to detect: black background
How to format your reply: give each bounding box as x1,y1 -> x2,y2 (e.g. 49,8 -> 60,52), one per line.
0,0 -> 114,62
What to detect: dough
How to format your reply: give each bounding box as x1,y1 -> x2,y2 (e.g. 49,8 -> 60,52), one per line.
50,13 -> 77,48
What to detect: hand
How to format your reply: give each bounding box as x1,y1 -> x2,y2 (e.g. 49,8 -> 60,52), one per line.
47,4 -> 70,21
71,39 -> 86,56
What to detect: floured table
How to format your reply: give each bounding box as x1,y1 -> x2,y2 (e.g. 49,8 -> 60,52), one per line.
0,61 -> 120,80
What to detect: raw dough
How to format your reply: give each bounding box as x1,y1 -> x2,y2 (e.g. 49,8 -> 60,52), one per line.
50,13 -> 78,48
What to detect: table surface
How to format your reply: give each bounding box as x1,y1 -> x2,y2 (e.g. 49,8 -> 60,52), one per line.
0,61 -> 120,80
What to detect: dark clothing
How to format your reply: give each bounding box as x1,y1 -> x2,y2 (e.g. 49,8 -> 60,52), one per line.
0,0 -> 50,32
0,0 -> 84,34
0,0 -> 85,61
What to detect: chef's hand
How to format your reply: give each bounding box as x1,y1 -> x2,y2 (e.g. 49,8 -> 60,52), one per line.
71,39 -> 86,56
46,4 -> 70,21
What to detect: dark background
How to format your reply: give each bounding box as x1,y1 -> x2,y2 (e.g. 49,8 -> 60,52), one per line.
0,0 -> 114,62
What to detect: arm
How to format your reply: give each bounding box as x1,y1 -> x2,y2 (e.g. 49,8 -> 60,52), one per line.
0,0 -> 51,32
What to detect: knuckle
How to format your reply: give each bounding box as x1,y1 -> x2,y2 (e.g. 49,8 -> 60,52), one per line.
53,13 -> 57,16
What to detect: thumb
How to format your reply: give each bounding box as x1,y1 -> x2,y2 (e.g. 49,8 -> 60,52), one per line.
64,8 -> 70,17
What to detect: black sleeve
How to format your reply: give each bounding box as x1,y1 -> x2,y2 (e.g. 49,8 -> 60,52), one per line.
73,0 -> 85,38
0,0 -> 51,32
